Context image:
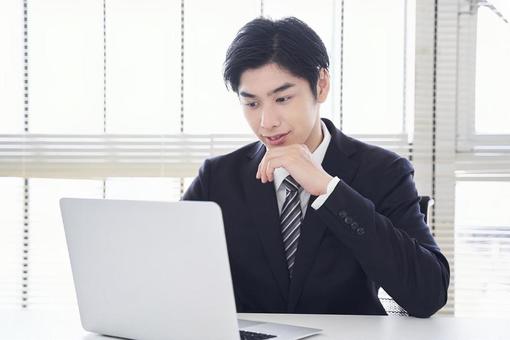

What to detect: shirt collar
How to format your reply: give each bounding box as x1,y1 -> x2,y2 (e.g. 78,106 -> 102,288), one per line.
273,120 -> 331,192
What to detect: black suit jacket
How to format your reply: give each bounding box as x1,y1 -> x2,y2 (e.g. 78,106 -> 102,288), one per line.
183,118 -> 450,318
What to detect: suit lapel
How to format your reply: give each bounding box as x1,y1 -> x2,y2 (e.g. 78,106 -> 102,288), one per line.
288,118 -> 360,311
243,143 -> 290,303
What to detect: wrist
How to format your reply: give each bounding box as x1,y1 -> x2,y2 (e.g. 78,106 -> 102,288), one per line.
318,173 -> 333,195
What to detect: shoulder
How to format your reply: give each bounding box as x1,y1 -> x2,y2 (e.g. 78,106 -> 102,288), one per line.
324,118 -> 411,174
342,133 -> 413,174
336,134 -> 417,209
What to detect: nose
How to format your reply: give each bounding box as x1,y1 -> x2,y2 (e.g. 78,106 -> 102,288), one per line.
260,106 -> 280,129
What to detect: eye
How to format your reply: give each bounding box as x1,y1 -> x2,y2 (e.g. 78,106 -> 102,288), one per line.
244,102 -> 259,109
276,96 -> 292,103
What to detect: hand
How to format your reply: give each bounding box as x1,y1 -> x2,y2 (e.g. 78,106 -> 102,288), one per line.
256,144 -> 333,196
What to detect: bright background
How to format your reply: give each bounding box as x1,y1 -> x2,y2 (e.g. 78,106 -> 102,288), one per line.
0,0 -> 509,317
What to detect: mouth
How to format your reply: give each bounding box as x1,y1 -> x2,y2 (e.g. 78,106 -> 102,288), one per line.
264,132 -> 290,146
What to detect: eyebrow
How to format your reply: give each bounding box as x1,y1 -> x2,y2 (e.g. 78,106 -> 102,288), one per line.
239,82 -> 296,99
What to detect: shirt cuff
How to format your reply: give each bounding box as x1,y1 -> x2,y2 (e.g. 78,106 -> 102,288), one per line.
311,176 -> 341,210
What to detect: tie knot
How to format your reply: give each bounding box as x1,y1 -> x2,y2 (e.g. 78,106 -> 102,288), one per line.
283,176 -> 301,193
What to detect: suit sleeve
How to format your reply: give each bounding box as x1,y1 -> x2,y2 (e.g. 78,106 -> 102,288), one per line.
182,159 -> 210,201
314,157 -> 450,318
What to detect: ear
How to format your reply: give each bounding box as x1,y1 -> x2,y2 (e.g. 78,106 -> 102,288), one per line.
316,68 -> 330,103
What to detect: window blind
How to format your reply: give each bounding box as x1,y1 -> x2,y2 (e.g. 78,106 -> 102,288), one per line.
414,0 -> 510,317
0,133 -> 410,179
0,0 -> 417,311
454,0 -> 510,317
413,0 -> 458,315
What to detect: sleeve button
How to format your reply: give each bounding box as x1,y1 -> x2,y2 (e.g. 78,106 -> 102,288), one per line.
338,211 -> 347,218
344,217 -> 353,224
356,228 -> 366,236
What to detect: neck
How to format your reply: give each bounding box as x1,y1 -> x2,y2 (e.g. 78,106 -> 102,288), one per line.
305,119 -> 324,153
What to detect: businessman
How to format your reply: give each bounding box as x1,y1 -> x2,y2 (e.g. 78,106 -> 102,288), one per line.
183,17 -> 449,318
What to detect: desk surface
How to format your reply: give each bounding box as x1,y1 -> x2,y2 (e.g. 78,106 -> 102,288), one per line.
2,309 -> 509,340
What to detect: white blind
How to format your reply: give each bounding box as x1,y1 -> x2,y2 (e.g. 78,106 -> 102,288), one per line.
474,1 -> 510,134
0,133 -> 410,179
0,0 -> 24,134
454,0 -> 510,317
414,0 -> 510,317
341,0 -> 407,135
0,0 -> 415,311
433,0 -> 459,316
28,0 -> 103,134
413,0 -> 457,315
106,0 -> 181,134
455,181 -> 510,317
0,178 -> 23,308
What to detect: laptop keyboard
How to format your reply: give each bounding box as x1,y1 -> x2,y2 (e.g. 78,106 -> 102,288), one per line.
240,330 -> 277,339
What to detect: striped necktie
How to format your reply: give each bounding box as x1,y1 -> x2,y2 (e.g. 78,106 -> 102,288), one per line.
280,176 -> 303,277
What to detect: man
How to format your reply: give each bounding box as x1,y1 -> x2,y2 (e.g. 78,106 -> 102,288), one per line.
183,17 -> 449,318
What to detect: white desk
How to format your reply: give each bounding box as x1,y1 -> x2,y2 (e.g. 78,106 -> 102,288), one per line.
2,309 -> 509,340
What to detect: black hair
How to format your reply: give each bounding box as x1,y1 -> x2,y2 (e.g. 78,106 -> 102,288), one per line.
223,17 -> 329,98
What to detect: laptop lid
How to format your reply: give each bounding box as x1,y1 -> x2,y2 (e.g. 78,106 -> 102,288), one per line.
60,198 -> 240,340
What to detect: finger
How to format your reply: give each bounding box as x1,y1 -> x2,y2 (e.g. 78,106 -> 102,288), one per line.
259,155 -> 268,183
267,158 -> 280,182
257,148 -> 269,181
263,146 -> 289,160
262,159 -> 270,183
265,160 -> 273,182
265,157 -> 286,182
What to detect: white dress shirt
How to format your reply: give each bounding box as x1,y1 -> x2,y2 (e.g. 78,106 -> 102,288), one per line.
272,121 -> 340,216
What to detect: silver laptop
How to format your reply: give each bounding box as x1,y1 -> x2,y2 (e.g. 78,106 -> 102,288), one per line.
60,198 -> 321,340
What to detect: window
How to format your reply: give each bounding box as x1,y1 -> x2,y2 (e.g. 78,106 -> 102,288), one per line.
454,0 -> 510,317
0,0 -> 24,134
475,1 -> 510,135
455,181 -> 510,317
0,0 -> 445,313
0,178 -> 23,308
106,0 -> 181,134
342,0 -> 409,135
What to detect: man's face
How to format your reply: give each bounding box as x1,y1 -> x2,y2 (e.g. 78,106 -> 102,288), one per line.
237,63 -> 328,151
